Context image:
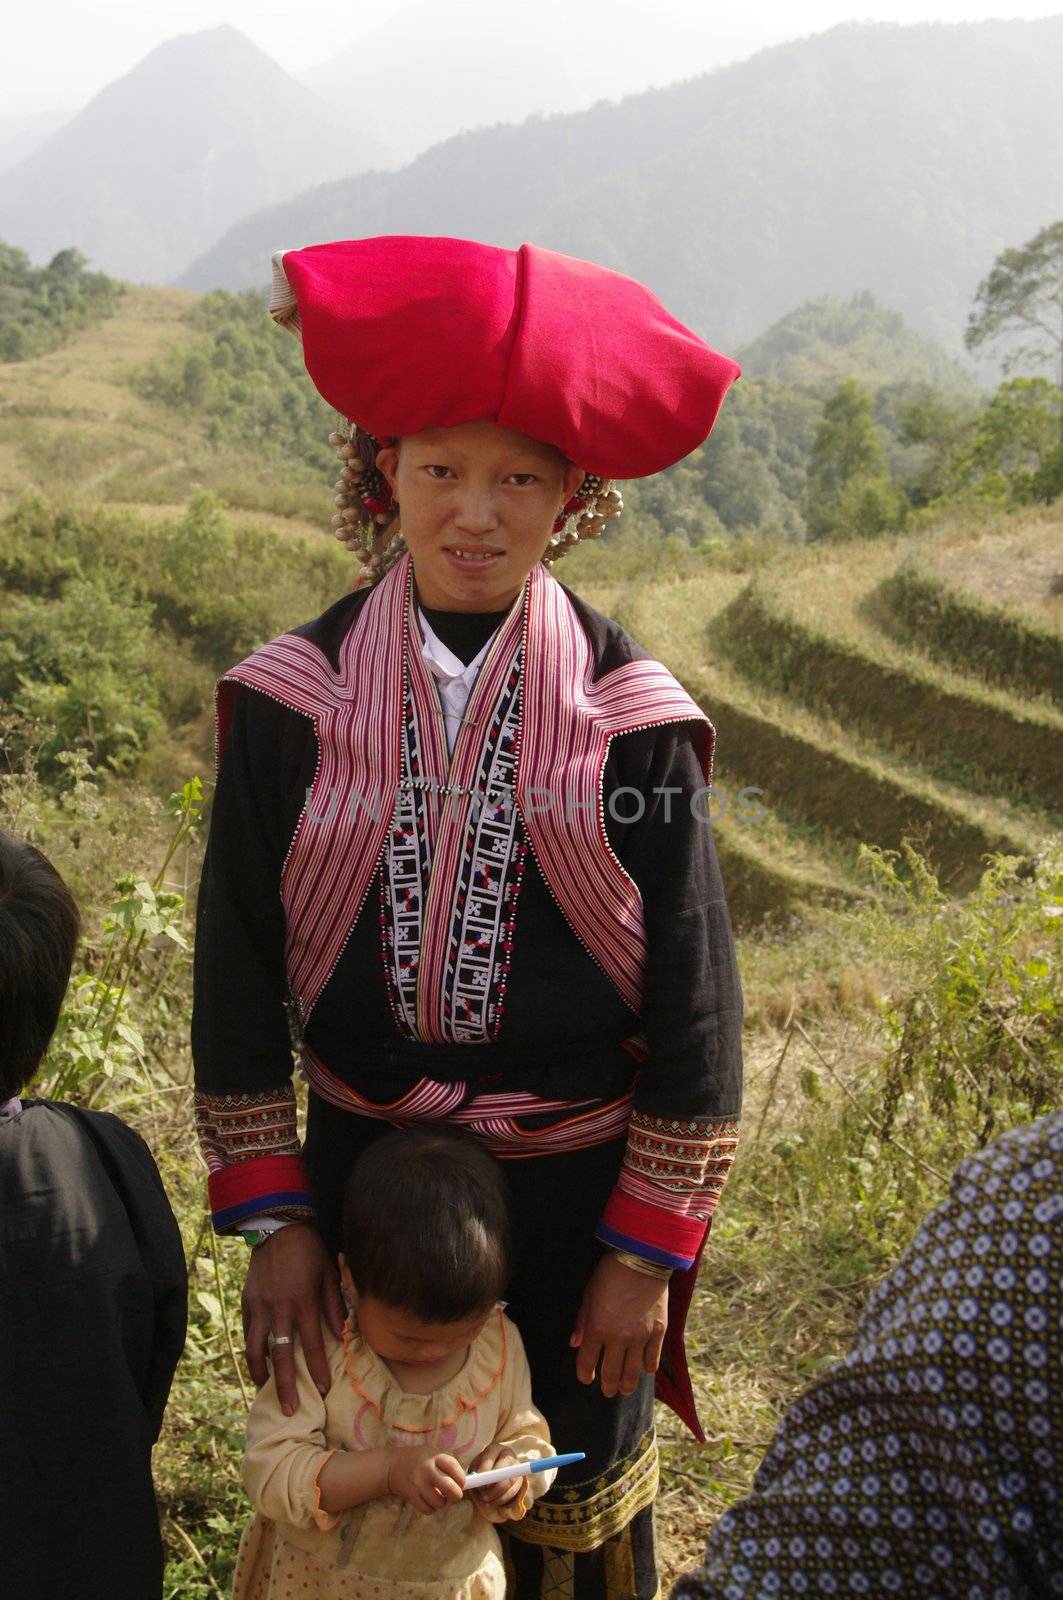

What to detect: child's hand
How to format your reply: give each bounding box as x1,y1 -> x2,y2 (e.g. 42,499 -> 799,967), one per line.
467,1447 -> 526,1522
387,1446 -> 465,1515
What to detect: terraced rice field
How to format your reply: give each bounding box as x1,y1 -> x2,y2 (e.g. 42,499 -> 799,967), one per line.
575,525 -> 1062,934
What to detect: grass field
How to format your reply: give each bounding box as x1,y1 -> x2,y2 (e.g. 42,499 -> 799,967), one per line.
3,287 -> 1061,1595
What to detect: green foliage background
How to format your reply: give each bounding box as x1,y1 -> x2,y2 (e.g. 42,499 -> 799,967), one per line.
0,244 -> 122,362
134,289 -> 339,472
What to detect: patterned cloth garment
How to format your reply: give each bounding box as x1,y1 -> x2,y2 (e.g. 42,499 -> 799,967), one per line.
671,1111 -> 1063,1600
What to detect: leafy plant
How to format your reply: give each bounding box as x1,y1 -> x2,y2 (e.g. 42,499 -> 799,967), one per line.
0,242 -> 123,362
33,779 -> 203,1104
952,377 -> 1063,506
804,379 -> 905,540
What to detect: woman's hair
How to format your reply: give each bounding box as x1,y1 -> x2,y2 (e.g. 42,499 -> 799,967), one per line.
0,832 -> 80,1099
341,1127 -> 510,1323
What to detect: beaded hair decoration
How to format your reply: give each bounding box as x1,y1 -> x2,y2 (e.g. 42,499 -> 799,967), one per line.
328,424 -> 624,587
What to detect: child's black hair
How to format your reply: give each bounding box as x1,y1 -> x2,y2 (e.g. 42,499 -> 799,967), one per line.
341,1127 -> 510,1324
0,831 -> 80,1100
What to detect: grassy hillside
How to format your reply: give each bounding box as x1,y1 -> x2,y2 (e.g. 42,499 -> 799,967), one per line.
566,517 -> 1060,935
0,284 -> 333,524
2,280 -> 1060,1595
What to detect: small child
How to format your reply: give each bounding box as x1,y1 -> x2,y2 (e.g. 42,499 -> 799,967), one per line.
233,1127 -> 555,1600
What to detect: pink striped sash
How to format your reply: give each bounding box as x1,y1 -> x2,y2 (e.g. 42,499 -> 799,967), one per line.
301,1045 -> 635,1157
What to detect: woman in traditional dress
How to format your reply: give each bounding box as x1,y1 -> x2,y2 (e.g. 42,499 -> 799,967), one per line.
192,235 -> 744,1598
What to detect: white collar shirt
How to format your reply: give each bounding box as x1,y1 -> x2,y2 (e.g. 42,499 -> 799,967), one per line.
417,609 -> 500,756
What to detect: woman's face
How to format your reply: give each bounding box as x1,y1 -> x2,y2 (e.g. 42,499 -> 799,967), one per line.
376,420 -> 586,612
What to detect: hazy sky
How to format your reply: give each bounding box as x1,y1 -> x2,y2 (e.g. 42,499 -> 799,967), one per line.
2,0 -> 1060,118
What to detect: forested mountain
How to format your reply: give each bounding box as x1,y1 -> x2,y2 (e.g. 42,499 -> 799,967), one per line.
181,17 -> 1063,359
0,27 -> 387,283
738,294 -> 978,393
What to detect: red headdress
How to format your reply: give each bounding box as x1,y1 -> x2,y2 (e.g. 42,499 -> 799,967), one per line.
269,235 -> 740,571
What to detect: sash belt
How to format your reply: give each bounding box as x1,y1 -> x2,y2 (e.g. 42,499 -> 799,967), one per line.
300,1040 -> 639,1157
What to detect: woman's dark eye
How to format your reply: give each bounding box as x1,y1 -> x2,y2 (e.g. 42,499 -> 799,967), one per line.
425,465 -> 452,479
508,474 -> 537,487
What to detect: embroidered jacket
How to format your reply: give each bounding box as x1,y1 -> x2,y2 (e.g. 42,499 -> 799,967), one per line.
193,559 -> 743,1279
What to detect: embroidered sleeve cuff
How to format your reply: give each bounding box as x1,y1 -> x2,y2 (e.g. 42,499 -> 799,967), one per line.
596,1191 -> 706,1271
207,1153 -> 316,1234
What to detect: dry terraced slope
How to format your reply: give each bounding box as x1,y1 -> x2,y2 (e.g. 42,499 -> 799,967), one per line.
576,526 -> 1061,931
0,285 -> 330,530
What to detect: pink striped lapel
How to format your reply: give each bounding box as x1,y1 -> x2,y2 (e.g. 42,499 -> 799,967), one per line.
517,564 -> 713,1012
216,556 -> 410,1023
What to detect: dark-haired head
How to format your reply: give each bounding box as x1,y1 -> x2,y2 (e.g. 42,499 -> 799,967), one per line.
0,831 -> 80,1100
340,1127 -> 509,1324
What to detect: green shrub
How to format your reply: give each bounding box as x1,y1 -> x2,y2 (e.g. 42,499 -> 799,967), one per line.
778,842 -> 1063,1244
829,472 -> 907,539
0,575 -> 163,777
0,493 -> 351,786
133,289 -> 340,473
952,377 -> 1063,507
0,243 -> 123,362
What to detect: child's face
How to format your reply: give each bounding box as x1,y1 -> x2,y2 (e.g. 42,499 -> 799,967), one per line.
354,1295 -> 492,1369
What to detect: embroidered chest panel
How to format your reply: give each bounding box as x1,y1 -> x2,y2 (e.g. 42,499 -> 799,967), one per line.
380,648 -> 528,1043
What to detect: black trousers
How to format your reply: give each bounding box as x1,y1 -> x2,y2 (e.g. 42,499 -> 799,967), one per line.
304,1093 -> 659,1598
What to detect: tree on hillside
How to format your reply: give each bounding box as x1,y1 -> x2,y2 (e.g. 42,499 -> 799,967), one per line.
951,377 -> 1063,506
965,221 -> 1063,430
803,379 -> 904,540
891,387 -> 980,507
0,241 -> 122,362
135,288 -> 336,472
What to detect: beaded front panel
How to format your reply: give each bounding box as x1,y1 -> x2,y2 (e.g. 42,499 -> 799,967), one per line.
379,690 -> 442,1038
379,650 -> 529,1043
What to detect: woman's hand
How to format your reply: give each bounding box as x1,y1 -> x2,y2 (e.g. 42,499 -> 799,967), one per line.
570,1252 -> 669,1398
387,1446 -> 466,1515
241,1223 -> 345,1415
466,1446 -> 523,1520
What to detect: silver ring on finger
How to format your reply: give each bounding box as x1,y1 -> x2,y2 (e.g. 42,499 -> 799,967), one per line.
269,1333 -> 293,1348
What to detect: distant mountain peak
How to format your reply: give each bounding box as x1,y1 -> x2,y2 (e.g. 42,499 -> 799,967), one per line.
0,26 -> 390,281
96,23 -> 305,95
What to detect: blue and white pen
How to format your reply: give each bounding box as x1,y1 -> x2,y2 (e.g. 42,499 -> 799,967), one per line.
464,1452 -> 585,1491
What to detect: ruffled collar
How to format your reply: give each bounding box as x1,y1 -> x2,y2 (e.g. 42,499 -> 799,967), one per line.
341,1305 -> 508,1433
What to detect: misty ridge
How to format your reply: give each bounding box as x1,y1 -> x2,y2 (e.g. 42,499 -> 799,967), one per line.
0,13 -> 1061,366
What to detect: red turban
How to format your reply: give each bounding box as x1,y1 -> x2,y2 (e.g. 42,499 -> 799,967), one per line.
270,236 -> 740,479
